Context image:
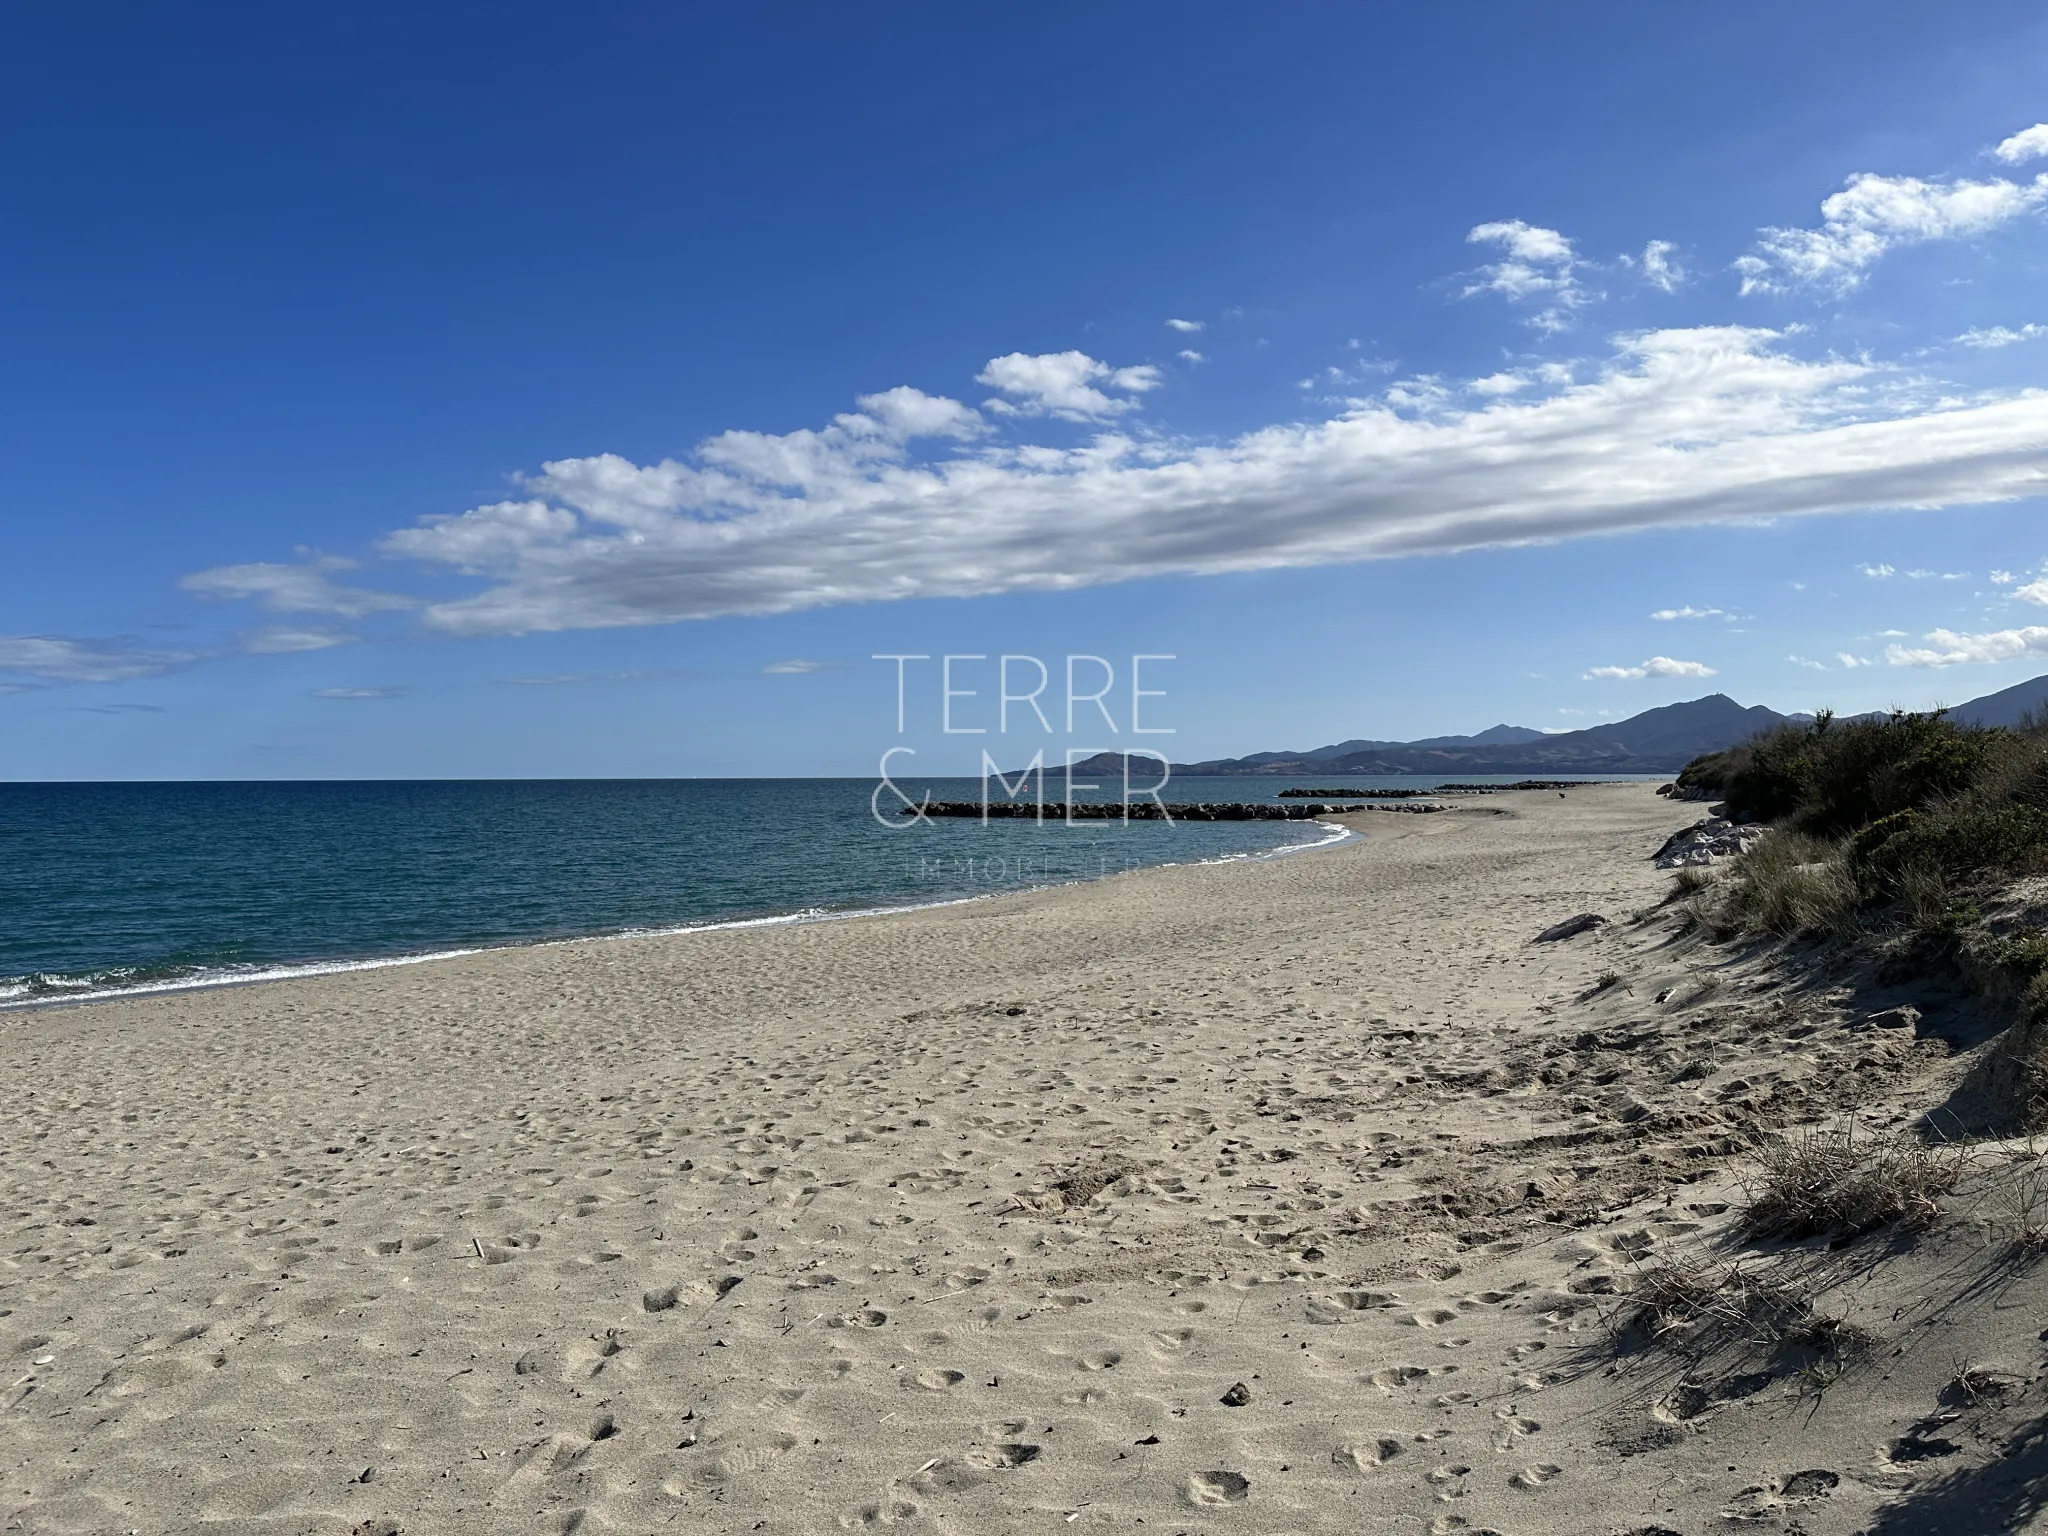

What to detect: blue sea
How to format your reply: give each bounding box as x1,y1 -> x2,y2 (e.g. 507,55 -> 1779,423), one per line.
0,774 -> 1652,1008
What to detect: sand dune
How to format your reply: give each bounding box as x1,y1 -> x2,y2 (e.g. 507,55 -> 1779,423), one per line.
5,785 -> 2043,1534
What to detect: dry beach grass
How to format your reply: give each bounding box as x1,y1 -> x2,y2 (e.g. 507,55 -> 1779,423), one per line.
5,785 -> 2048,1534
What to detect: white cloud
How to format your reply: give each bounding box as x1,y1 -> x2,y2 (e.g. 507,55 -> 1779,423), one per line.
1836,652 -> 1873,668
313,686 -> 405,699
1887,626 -> 2048,667
1789,654 -> 1828,670
1862,562 -> 1969,580
1650,605 -> 1725,620
181,559 -> 410,617
1468,372 -> 1527,396
976,351 -> 1160,420
347,326 -> 2048,640
1178,349 -> 1205,364
1736,168 -> 2048,295
0,635 -> 196,683
763,659 -> 823,674
1584,656 -> 1718,680
2016,578 -> 2048,606
243,627 -> 357,654
1994,125 -> 2048,165
1165,318 -> 1205,333
1463,221 -> 1586,331
1957,323 -> 2045,347
1992,569 -> 2016,584
1631,239 -> 1687,292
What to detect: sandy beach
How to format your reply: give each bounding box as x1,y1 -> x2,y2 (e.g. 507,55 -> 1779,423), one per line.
6,783 -> 2042,1535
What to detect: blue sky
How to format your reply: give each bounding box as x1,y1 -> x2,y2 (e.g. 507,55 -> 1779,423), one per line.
6,3 -> 2048,778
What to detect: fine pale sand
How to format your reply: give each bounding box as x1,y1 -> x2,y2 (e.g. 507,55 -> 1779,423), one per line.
6,786 -> 2044,1534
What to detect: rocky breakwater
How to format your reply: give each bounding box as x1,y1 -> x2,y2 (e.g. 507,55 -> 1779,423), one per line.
904,800 -> 1446,821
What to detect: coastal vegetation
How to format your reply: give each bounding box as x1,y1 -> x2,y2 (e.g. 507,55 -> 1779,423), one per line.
1677,707 -> 2048,1126
1678,708 -> 2048,938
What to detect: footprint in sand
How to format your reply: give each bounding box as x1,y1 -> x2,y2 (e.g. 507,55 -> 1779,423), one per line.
912,1444 -> 1039,1493
477,1232 -> 543,1265
1076,1350 -> 1121,1370
829,1309 -> 888,1329
945,1267 -> 991,1289
1371,1364 -> 1456,1390
1510,1463 -> 1562,1489
908,1369 -> 964,1391
1185,1470 -> 1250,1505
1721,1469 -> 1838,1520
839,1500 -> 920,1528
1307,1291 -> 1397,1324
1429,1517 -> 1508,1536
965,1444 -> 1040,1469
1410,1308 -> 1459,1328
670,1431 -> 801,1492
1427,1463 -> 1471,1498
1333,1438 -> 1403,1471
1492,1407 -> 1541,1449
562,1332 -> 628,1380
1650,1383 -> 1711,1424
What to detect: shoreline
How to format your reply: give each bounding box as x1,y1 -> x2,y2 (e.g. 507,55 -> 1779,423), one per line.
1,813 -> 1362,1016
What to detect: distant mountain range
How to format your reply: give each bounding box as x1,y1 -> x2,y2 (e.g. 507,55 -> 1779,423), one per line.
1043,674 -> 2048,777
1950,672 -> 2048,729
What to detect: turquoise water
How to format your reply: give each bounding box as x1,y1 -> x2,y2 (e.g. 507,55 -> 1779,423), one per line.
0,774 -> 1649,1007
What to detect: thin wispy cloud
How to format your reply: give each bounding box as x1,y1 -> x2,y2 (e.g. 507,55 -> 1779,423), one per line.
1462,220 -> 1587,332
763,659 -> 824,674
182,558 -> 410,618
1858,563 -> 1966,580
0,634 -> 197,684
313,686 -> 405,699
245,627 -> 357,654
1584,656 -> 1717,680
498,667 -> 699,687
1957,323 -> 2045,348
1650,605 -> 1725,620
1164,318 -> 1205,333
1625,239 -> 1686,292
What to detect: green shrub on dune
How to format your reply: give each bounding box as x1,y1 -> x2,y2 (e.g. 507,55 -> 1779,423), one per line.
1677,709 -> 2048,939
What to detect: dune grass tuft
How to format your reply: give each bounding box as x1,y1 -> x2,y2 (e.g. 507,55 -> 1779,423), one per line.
1742,1122 -> 1958,1242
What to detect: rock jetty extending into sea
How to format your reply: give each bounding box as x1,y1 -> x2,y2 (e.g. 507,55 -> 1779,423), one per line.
902,800 -> 1446,820
1276,780 -> 1595,799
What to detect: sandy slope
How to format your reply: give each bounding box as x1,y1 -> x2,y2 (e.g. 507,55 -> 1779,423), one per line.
5,785 -> 2046,1535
